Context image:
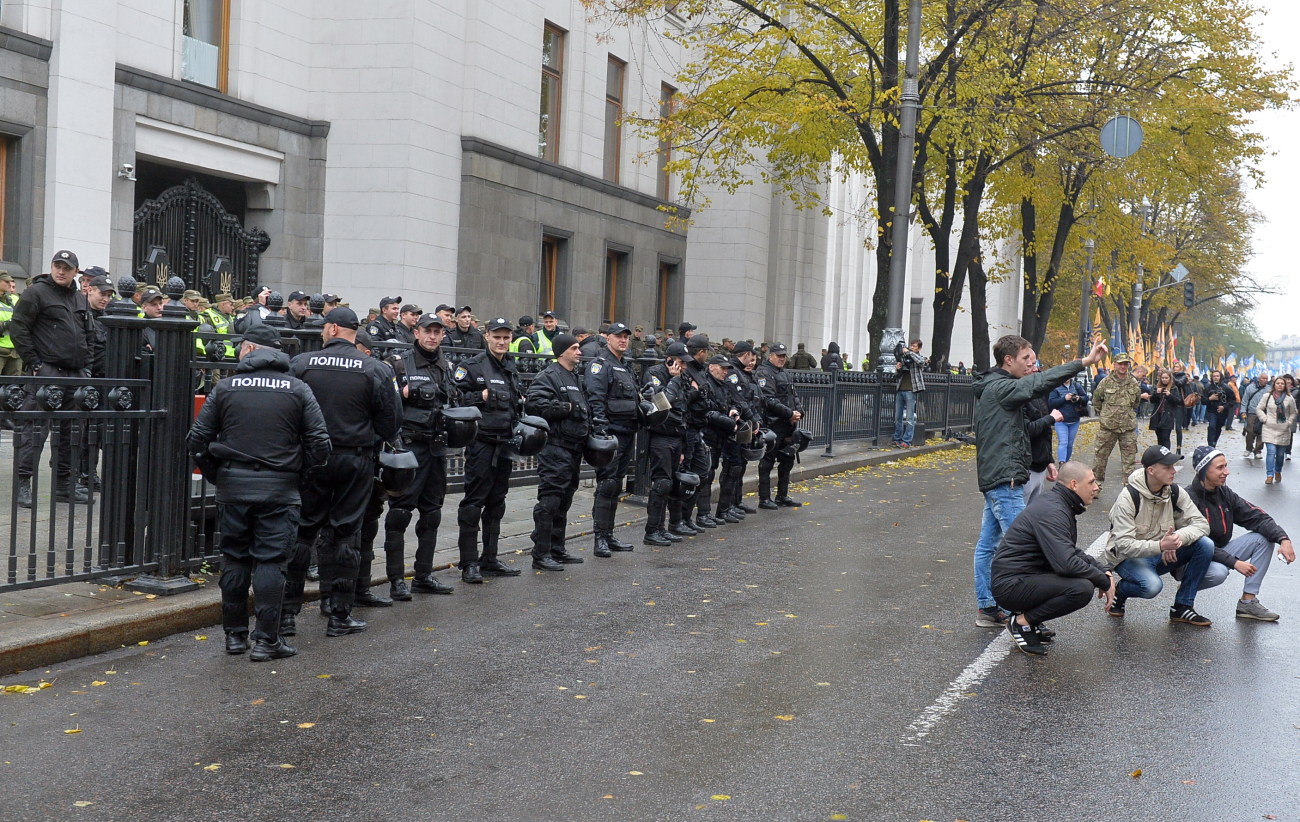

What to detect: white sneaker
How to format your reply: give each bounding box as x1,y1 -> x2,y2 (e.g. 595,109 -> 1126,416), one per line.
1236,599 -> 1280,621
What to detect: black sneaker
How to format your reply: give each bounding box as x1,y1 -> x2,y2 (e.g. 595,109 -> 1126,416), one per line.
1007,619 -> 1047,655
1107,596 -> 1127,617
1169,604 -> 1212,627
975,606 -> 1009,628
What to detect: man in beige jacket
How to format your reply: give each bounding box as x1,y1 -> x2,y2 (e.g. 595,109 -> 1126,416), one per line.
1103,445 -> 1214,626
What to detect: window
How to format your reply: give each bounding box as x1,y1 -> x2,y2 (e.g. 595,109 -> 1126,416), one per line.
604,247 -> 630,324
604,56 -> 626,182
539,24 -> 565,162
656,260 -> 679,333
657,83 -> 676,200
182,0 -> 230,92
909,297 -> 924,342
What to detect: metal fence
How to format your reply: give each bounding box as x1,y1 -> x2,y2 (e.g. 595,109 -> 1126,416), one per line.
0,299 -> 974,593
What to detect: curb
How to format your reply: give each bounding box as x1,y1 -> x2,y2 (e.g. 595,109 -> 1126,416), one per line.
0,440 -> 960,675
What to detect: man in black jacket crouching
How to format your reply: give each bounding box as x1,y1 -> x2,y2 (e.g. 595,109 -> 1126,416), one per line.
991,460 -> 1116,655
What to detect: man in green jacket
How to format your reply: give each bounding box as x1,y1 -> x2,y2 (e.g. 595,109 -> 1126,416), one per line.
972,334 -> 1107,627
1092,353 -> 1148,485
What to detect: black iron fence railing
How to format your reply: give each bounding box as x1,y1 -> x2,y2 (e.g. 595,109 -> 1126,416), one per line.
0,300 -> 974,594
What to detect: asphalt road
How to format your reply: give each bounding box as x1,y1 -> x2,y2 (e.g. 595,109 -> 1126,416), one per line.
4,435 -> 1299,822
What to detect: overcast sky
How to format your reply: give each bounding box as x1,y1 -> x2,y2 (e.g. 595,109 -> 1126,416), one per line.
1244,0 -> 1298,344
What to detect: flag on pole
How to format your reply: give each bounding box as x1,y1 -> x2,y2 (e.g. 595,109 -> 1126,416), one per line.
1093,275 -> 1105,298
1189,336 -> 1197,368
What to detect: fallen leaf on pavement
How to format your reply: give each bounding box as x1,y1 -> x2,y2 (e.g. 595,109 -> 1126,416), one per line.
1130,769 -> 1142,779
297,722 -> 315,729
774,715 -> 795,721
63,728 -> 82,734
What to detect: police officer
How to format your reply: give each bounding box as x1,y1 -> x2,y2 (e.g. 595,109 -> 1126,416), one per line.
697,354 -> 752,524
641,341 -> 692,545
283,307 -> 401,638
454,317 -> 526,582
447,306 -> 485,352
367,295 -> 404,342
525,332 -> 590,570
585,321 -> 640,557
681,334 -> 719,528
0,270 -> 23,376
382,312 -> 460,597
755,342 -> 804,508
187,324 -> 331,661
79,274 -> 115,492
717,340 -> 763,520
395,304 -> 421,343
536,311 -> 561,355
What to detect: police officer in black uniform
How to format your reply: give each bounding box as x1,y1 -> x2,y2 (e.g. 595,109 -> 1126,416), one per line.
454,316 -> 525,582
755,342 -> 804,508
682,334 -> 719,528
641,341 -> 693,546
447,306 -> 485,353
188,324 -> 331,661
525,332 -> 590,571
698,354 -> 752,524
283,307 -> 401,637
383,312 -> 459,597
367,295 -> 404,342
718,340 -> 763,520
584,321 -> 640,557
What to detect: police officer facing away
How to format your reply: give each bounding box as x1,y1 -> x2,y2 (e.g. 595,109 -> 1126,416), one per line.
585,321 -> 640,557
187,324 -> 331,661
755,343 -> 804,508
284,307 -> 402,638
384,312 -> 460,597
525,333 -> 591,570
641,341 -> 693,545
454,317 -> 526,582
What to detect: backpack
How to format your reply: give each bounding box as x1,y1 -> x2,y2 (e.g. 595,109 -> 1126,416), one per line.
1124,482 -> 1180,518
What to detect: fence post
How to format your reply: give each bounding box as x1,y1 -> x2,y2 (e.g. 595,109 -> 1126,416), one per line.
822,370 -> 837,457
123,282 -> 200,595
872,372 -> 883,446
942,374 -> 952,438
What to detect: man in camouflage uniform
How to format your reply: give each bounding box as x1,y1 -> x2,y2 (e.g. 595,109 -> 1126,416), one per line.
1091,353 -> 1149,485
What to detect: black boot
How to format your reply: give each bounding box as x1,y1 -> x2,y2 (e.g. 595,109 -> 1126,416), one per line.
759,499 -> 780,510
593,533 -> 613,558
354,556 -> 393,607
670,520 -> 699,536
249,638 -> 297,661
389,579 -> 412,601
643,530 -> 672,547
326,614 -> 369,636
411,574 -> 454,594
461,562 -> 483,583
278,612 -> 296,637
15,477 -> 32,509
225,631 -> 250,655
607,532 -> 635,552
660,528 -> 683,543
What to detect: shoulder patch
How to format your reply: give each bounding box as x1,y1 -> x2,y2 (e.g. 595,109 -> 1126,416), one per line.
454,366 -> 467,381
727,373 -> 739,384
368,325 -> 380,335
651,375 -> 662,387
757,377 -> 767,387
590,362 -> 604,375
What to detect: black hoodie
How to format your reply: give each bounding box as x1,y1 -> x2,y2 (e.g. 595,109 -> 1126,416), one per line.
1186,479 -> 1289,566
9,273 -> 92,370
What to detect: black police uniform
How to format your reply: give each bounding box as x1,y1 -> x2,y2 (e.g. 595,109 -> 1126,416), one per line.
698,366 -> 753,524
682,357 -> 717,527
584,347 -> 640,556
284,337 -> 401,635
392,322 -> 416,345
446,324 -> 486,354
187,347 -> 331,656
717,357 -> 763,518
755,358 -> 804,506
368,314 -> 402,342
641,362 -> 691,543
453,347 -> 525,581
385,338 -> 459,594
525,361 -> 590,566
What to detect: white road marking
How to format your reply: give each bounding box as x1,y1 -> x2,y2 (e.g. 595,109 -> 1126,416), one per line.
900,529 -> 1110,744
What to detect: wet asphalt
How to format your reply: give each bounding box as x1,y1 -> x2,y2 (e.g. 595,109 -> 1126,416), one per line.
3,429 -> 1299,822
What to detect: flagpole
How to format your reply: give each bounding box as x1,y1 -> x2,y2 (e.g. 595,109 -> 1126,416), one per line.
1078,237 -> 1095,357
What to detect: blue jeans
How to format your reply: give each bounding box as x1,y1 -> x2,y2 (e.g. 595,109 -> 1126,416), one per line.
893,390 -> 917,444
1266,442 -> 1286,477
1054,420 -> 1079,462
1113,538 -> 1215,607
974,483 -> 1026,609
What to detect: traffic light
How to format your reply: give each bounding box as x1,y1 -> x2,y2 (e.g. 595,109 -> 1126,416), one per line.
1183,281 -> 1194,308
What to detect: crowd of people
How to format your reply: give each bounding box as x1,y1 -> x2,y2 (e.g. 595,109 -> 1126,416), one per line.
971,335 -> 1295,657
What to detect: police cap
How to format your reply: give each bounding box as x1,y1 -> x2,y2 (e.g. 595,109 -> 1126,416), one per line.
243,324 -> 283,349
324,307 -> 360,329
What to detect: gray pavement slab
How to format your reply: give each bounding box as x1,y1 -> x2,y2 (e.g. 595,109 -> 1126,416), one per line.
3,419 -> 1299,820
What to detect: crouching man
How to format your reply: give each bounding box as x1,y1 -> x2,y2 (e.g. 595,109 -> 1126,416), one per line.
1102,445 -> 1213,626
992,461 -> 1115,655
1186,446 -> 1295,621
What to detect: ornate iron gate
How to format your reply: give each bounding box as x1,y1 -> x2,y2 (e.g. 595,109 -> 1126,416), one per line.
132,177 -> 271,299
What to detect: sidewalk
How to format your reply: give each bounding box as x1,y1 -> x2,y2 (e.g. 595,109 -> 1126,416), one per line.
0,438 -> 960,674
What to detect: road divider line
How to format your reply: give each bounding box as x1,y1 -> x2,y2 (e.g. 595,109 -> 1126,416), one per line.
900,529 -> 1110,744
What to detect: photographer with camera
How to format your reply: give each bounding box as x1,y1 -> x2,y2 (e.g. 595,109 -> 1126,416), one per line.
1049,373 -> 1090,463
892,338 -> 928,448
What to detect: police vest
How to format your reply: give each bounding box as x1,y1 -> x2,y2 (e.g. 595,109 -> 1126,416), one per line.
203,308 -> 236,358
0,295 -> 15,350
509,334 -> 536,354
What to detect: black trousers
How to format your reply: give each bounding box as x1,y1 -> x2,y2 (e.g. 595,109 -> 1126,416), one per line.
992,574 -> 1095,625
285,451 -> 374,617
531,441 -> 582,559
457,439 -> 514,566
758,438 -> 796,500
646,433 -> 682,533
17,363 -> 82,482
683,429 -> 711,518
591,429 -> 636,534
219,501 -> 299,642
386,439 -> 447,577
356,481 -> 386,590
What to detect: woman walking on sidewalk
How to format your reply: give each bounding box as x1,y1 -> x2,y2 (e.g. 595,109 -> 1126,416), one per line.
1257,377 -> 1296,485
1148,368 -> 1184,452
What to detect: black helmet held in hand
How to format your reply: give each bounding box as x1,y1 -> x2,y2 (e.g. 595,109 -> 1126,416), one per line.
377,442 -> 419,496
508,415 -> 550,457
442,406 -> 482,448
794,428 -> 813,453
583,433 -> 619,468
674,470 -> 701,500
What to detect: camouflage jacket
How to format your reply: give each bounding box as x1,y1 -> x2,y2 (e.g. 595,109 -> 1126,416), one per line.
1093,373 -> 1144,431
